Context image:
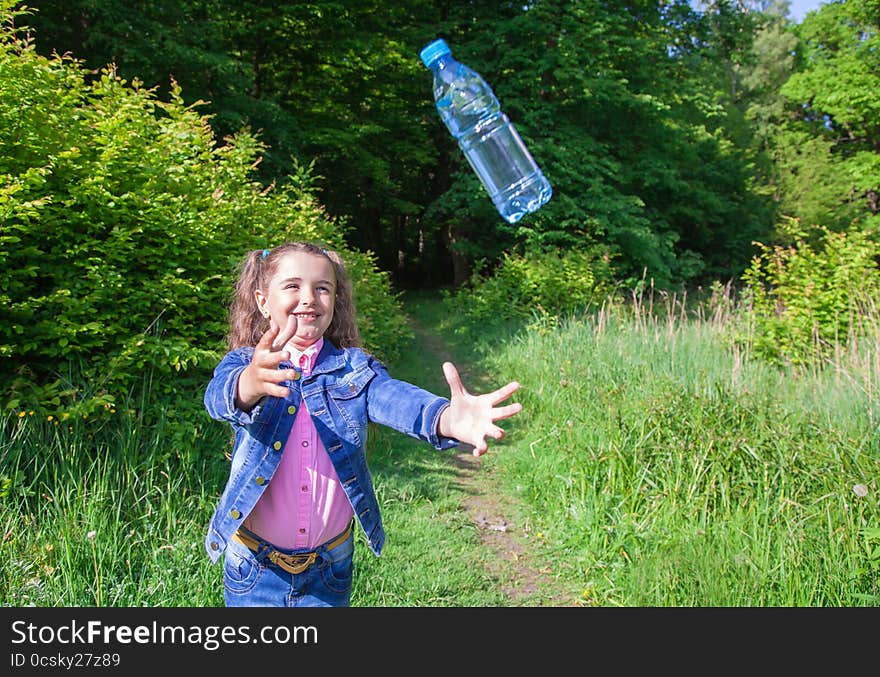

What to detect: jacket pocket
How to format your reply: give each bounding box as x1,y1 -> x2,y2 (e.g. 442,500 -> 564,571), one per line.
326,366 -> 374,441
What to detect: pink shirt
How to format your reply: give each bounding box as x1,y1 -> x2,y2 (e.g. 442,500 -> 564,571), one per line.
243,337 -> 354,549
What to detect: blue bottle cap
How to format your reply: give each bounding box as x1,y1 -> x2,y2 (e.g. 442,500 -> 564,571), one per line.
419,38 -> 450,68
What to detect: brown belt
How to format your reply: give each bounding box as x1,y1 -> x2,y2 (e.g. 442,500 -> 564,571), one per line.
232,522 -> 353,575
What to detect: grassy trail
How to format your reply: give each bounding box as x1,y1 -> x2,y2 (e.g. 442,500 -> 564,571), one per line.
395,292 -> 580,606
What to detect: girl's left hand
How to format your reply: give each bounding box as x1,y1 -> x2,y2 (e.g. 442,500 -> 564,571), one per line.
438,362 -> 522,456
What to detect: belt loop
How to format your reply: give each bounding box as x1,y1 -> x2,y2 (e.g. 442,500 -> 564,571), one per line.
248,534 -> 272,566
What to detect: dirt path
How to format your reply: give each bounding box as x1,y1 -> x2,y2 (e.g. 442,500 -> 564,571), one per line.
406,310 -> 578,606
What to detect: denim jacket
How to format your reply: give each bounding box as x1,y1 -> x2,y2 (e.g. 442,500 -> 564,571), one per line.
203,340 -> 457,563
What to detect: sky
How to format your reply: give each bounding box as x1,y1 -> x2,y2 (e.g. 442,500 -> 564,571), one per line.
690,2 -> 830,24
787,0 -> 827,22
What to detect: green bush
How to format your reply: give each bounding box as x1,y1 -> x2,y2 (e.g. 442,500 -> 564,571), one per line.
740,217 -> 880,367
0,4 -> 409,419
447,247 -> 614,327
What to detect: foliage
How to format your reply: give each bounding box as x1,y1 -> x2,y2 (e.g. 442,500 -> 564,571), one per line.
10,0 -> 880,376
0,4 -> 410,419
446,247 -> 615,328
740,217 -> 880,366
425,0 -> 774,288
733,0 -> 880,369
770,0 -> 880,234
22,0 -> 777,290
21,0 -> 446,284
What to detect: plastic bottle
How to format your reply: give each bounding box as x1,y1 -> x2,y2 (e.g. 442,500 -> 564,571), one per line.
420,38 -> 552,223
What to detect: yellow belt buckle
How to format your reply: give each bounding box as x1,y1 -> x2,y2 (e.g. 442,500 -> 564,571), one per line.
271,551 -> 317,575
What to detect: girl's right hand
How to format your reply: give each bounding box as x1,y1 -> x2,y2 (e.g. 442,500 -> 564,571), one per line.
235,315 -> 299,411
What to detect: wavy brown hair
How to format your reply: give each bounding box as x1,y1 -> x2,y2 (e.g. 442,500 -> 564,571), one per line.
226,242 -> 361,351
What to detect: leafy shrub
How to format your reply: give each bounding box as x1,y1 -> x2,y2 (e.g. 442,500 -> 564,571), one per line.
447,247 -> 614,327
0,4 -> 409,419
740,217 -> 880,367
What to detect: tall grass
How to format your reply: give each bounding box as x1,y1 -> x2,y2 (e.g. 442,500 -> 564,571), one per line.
0,336 -> 510,607
0,401 -> 228,606
2,287 -> 877,606
478,285 -> 879,605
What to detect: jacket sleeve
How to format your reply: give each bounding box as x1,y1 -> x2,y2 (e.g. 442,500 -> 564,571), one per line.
203,347 -> 265,426
364,356 -> 459,451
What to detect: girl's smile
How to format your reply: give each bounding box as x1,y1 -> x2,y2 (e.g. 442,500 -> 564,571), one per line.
255,251 -> 336,352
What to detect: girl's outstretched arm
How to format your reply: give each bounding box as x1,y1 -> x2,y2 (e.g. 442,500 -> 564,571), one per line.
437,362 -> 522,456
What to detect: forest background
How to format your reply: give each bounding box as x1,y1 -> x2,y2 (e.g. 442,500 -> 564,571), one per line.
1,0 -> 879,606
3,0 -> 880,411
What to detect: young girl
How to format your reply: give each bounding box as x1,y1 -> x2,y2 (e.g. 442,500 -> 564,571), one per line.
203,241 -> 522,607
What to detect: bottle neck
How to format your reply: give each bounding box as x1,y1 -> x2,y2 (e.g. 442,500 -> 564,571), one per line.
430,54 -> 454,72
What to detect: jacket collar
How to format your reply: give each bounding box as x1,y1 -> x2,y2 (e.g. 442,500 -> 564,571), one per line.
279,339 -> 347,375
284,336 -> 323,375
310,339 -> 347,375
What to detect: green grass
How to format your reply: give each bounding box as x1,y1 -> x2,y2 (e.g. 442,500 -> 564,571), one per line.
0,405 -> 227,606
1,289 -> 878,606
351,425 -> 508,606
0,291 -> 510,607
471,294 -> 880,606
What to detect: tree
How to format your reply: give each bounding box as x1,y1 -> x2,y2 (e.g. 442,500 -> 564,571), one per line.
776,0 -> 880,234
428,0 -> 772,286
21,0 -> 777,289
0,2 -> 409,415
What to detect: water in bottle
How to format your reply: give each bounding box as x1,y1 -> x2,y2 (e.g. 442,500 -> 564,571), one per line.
420,38 -> 552,223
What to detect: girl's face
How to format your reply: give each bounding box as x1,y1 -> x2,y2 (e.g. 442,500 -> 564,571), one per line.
255,251 -> 336,352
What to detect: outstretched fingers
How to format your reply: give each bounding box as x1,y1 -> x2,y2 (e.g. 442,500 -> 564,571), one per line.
271,314 -> 298,351
438,360 -> 524,456
491,401 -> 522,422
444,362 -> 521,405
488,379 -> 521,404
442,361 -> 466,399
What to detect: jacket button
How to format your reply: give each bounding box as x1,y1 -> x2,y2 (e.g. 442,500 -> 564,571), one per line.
210,541 -> 219,551
255,476 -> 266,485
273,441 -> 282,450
288,405 -> 296,415
230,509 -> 241,519
293,371 -> 301,380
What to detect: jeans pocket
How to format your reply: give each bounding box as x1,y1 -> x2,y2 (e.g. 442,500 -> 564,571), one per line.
223,541 -> 262,595
319,551 -> 354,594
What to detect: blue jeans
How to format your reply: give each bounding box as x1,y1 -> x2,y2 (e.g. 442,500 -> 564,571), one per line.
223,530 -> 354,607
